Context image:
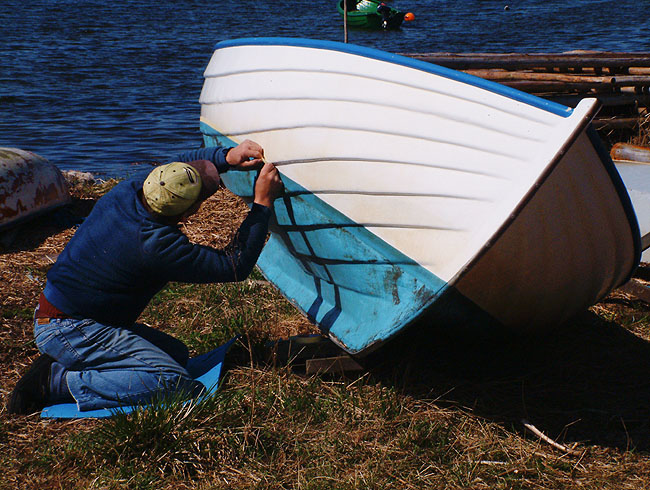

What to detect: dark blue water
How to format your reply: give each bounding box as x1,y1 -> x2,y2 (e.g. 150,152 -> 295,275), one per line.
2,0 -> 649,178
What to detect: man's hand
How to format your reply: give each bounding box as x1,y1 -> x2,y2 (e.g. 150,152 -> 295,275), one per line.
254,161 -> 284,208
226,139 -> 265,170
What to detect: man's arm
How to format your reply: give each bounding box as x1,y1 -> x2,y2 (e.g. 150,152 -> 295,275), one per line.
143,203 -> 272,283
144,161 -> 284,284
175,146 -> 231,173
175,139 -> 265,174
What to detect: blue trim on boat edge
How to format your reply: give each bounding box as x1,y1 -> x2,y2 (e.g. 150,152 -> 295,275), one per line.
202,123 -> 448,354
213,37 -> 573,118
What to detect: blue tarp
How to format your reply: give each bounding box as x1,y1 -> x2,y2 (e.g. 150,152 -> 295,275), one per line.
40,337 -> 237,419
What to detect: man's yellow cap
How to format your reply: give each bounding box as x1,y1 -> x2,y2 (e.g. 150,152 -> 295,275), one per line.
143,162 -> 203,216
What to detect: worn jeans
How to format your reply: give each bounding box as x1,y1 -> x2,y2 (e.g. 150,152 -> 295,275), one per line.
34,317 -> 204,411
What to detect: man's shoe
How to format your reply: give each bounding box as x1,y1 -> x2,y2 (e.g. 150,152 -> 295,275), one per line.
7,354 -> 54,415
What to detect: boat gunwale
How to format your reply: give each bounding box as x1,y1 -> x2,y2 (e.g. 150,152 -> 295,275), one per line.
211,37 -> 574,118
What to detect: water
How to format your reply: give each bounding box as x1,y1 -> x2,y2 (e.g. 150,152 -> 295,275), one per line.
1,0 -> 649,178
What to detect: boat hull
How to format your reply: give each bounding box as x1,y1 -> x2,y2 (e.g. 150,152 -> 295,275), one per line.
200,38 -> 639,354
456,128 -> 638,331
0,148 -> 70,231
614,159 -> 650,261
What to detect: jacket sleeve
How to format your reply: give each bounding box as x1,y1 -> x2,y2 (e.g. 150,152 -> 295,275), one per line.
142,204 -> 272,284
174,147 -> 232,174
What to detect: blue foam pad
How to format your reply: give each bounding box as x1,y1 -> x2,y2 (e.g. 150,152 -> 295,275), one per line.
40,337 -> 238,419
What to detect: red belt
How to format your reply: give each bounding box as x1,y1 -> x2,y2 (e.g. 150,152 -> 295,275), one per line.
35,292 -> 70,322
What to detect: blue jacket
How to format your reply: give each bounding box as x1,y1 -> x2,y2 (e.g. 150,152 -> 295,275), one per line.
43,147 -> 271,326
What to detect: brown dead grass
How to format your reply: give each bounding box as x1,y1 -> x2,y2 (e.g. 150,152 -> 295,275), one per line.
5,176 -> 650,489
179,190 -> 250,248
627,110 -> 650,148
0,179 -> 314,489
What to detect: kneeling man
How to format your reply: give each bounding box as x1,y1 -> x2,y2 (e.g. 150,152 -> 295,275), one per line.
8,140 -> 283,414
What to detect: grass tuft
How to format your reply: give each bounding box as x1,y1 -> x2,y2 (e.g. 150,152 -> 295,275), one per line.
5,178 -> 650,489
68,391 -> 233,480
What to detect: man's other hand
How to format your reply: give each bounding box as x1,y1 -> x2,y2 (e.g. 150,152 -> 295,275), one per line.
254,162 -> 284,208
226,140 -> 265,170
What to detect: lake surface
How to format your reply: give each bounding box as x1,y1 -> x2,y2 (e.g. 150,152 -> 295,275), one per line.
2,0 -> 649,178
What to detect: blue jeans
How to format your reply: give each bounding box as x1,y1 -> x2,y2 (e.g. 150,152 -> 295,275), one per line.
34,317 -> 204,411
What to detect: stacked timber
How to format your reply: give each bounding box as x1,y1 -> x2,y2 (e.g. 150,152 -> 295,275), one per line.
401,52 -> 650,131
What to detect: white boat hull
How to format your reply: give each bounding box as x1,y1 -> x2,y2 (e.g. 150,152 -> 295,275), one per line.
200,38 -> 640,354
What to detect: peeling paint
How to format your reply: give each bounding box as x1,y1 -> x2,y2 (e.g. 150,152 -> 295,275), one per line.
385,267 -> 403,305
0,148 -> 70,229
413,283 -> 437,308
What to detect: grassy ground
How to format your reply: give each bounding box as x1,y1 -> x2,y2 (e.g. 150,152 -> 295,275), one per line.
4,166 -> 650,489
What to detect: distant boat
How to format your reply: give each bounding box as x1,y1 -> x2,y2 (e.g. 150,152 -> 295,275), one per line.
337,0 -> 405,30
199,38 -> 640,355
0,148 -> 70,231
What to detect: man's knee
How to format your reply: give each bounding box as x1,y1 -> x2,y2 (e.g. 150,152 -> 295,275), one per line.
128,323 -> 190,366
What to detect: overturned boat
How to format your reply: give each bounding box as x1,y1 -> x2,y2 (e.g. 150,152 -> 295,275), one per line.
612,144 -> 650,262
199,38 -> 640,355
0,148 -> 70,231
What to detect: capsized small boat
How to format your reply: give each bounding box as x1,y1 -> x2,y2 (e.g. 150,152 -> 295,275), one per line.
199,38 -> 640,355
0,148 -> 70,231
337,0 -> 407,30
612,144 -> 650,261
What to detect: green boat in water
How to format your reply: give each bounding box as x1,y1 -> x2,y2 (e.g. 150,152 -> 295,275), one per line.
337,0 -> 412,30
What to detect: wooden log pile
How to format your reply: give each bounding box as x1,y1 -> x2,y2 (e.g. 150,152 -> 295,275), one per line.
401,52 -> 650,132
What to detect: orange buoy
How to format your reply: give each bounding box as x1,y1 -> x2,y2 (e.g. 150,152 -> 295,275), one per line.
404,12 -> 415,21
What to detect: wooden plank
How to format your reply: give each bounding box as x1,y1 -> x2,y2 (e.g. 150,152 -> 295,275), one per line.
265,335 -> 344,365
500,80 -> 616,92
400,53 -> 650,121
400,52 -> 650,71
305,356 -> 364,375
630,67 -> 650,75
593,117 -> 641,129
546,93 -> 650,108
464,70 -> 650,87
617,279 -> 650,303
464,69 -> 617,83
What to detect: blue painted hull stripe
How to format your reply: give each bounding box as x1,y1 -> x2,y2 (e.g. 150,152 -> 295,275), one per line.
201,122 -> 449,353
213,37 -> 573,118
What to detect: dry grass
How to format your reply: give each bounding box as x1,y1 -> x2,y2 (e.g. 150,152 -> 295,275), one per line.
4,175 -> 650,489
631,111 -> 650,148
